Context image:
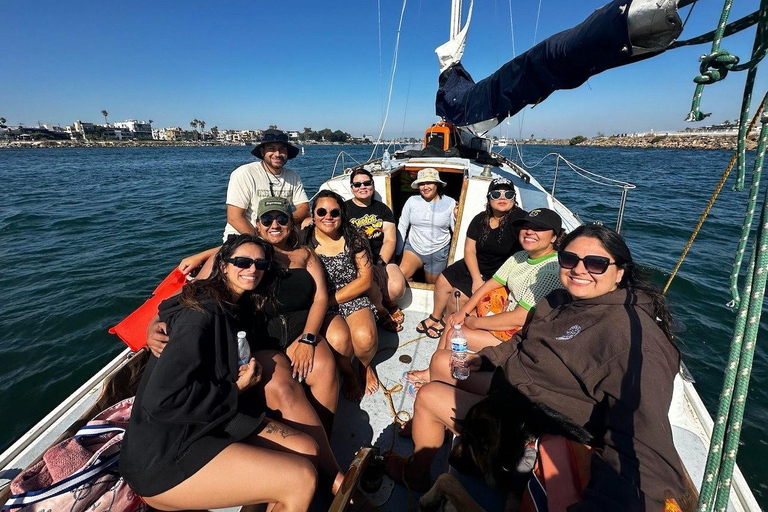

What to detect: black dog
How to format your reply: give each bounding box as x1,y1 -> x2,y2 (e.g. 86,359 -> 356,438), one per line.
448,368 -> 592,498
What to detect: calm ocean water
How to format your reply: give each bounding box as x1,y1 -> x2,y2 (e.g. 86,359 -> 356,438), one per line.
1,144 -> 766,505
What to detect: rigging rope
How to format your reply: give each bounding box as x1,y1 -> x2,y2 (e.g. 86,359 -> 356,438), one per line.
671,10 -> 760,48
649,2 -> 768,500
662,97 -> 767,295
698,104 -> 767,512
378,0 -> 384,126
508,0 -> 517,58
677,0 -> 768,503
686,0 -> 738,122
371,0 -> 409,161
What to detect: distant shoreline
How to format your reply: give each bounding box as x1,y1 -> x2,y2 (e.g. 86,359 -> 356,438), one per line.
515,134 -> 755,151
0,134 -> 754,151
0,140 -> 368,150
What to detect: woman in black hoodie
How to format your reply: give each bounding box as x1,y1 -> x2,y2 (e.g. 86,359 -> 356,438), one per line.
387,224 -> 688,511
120,235 -> 319,512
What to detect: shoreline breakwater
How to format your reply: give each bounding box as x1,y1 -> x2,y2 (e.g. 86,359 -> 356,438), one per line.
521,134 -> 757,151
1,134 -> 756,151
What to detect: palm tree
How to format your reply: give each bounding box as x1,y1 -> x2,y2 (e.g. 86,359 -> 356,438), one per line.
0,117 -> 6,127
199,120 -> 206,140
101,110 -> 109,125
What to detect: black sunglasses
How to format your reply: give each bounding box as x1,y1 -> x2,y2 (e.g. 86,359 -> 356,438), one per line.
558,251 -> 616,275
488,189 -> 515,200
351,180 -> 374,189
315,207 -> 341,218
259,213 -> 290,226
262,133 -> 289,143
226,257 -> 271,270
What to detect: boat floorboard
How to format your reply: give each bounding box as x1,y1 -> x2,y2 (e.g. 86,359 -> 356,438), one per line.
330,302 -> 447,511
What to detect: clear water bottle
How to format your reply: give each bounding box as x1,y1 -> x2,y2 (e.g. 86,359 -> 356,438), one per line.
451,325 -> 470,380
236,331 -> 251,366
381,149 -> 391,171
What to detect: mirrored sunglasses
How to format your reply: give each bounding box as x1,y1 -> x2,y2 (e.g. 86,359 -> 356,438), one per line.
558,251 -> 616,275
259,213 -> 290,227
488,189 -> 516,200
226,257 -> 271,270
262,133 -> 289,143
351,180 -> 374,189
315,208 -> 341,218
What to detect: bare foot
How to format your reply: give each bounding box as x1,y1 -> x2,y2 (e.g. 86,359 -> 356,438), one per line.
342,374 -> 364,402
405,368 -> 429,384
359,364 -> 380,395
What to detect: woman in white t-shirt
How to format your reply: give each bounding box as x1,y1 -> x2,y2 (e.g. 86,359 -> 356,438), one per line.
397,168 -> 457,284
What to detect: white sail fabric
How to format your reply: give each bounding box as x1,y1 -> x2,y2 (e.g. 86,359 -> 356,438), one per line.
435,0 -> 474,74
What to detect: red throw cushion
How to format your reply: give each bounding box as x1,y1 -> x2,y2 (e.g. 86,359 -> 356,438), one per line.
108,269 -> 186,351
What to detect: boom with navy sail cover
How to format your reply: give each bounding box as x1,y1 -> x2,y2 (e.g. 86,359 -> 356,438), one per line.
436,0 -> 683,133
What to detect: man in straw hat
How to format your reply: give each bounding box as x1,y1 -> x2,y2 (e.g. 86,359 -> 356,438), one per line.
223,129 -> 309,240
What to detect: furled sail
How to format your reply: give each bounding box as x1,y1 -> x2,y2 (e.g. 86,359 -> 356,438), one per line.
436,0 -> 683,133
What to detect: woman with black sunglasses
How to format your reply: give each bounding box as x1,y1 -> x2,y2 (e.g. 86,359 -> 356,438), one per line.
121,234 -> 321,511
150,197 -> 345,494
301,190 -> 380,399
387,224 -> 688,510
416,177 -> 526,339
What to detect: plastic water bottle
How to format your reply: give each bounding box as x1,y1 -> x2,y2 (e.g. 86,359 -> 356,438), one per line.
236,331 -> 251,366
451,325 -> 470,380
381,149 -> 391,171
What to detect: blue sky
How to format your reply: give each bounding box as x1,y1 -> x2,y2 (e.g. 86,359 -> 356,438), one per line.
2,0 -> 764,138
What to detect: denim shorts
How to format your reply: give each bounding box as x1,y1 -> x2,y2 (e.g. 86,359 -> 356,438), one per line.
403,241 -> 451,275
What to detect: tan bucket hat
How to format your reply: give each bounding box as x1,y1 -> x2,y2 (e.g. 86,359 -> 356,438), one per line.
410,168 -> 447,189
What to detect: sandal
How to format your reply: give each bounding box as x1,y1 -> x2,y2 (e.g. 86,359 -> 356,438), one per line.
416,314 -> 442,334
383,452 -> 431,493
402,371 -> 427,399
425,324 -> 444,339
381,314 -> 404,333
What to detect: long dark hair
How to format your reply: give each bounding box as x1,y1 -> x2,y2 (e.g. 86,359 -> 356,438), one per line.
180,234 -> 278,313
560,224 -> 674,341
479,186 -> 515,244
308,189 -> 372,268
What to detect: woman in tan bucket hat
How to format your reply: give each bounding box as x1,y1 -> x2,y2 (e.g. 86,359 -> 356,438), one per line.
397,168 -> 457,285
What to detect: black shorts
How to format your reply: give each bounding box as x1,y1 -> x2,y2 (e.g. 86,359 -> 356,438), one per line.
442,259 -> 493,297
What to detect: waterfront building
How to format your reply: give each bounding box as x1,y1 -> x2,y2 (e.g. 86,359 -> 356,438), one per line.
113,120 -> 153,140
